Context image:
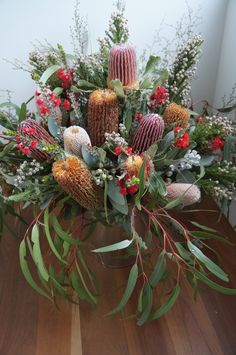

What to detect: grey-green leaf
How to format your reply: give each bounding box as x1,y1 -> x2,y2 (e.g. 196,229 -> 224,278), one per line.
150,284 -> 180,320
187,241 -> 229,282
108,263 -> 138,315
149,252 -> 167,288
92,239 -> 132,253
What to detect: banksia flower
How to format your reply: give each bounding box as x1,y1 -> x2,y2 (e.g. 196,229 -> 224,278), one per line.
52,156 -> 103,209
108,44 -> 138,90
63,126 -> 91,156
163,103 -> 190,129
132,114 -> 164,153
88,89 -> 119,147
17,119 -> 56,160
166,183 -> 201,206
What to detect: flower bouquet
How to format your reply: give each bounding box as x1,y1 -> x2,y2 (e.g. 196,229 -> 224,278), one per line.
0,1 -> 236,325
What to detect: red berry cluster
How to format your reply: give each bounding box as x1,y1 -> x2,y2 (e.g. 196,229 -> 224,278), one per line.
16,127 -> 38,155
114,146 -> 132,156
150,86 -> 169,110
211,136 -> 225,151
174,127 -> 190,149
117,176 -> 139,196
135,112 -> 143,123
57,68 -> 73,89
35,91 -> 71,116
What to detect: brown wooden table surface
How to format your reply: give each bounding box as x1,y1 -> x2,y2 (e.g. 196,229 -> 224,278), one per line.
0,199 -> 236,355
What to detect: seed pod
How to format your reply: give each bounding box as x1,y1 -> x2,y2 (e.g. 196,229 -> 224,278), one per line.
108,44 -> 138,90
163,103 -> 190,129
88,89 -> 119,147
166,183 -> 201,206
63,126 -> 91,156
132,114 -> 164,153
17,119 -> 56,161
52,156 -> 103,209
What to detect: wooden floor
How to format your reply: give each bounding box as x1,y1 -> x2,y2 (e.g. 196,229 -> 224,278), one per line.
0,199 -> 236,355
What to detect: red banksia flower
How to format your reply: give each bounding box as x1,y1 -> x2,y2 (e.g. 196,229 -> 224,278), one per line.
108,44 -> 138,90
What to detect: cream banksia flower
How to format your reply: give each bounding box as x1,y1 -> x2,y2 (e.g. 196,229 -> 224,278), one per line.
132,114 -> 164,153
63,126 -> 91,156
166,183 -> 201,206
88,89 -> 119,147
52,156 -> 103,209
108,44 -> 138,90
163,103 -> 190,129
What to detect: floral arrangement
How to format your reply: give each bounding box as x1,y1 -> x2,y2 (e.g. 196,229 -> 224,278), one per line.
1,1 -> 236,325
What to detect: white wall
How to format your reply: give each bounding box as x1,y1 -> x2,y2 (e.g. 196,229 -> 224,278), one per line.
214,0 -> 236,109
0,0 -> 228,106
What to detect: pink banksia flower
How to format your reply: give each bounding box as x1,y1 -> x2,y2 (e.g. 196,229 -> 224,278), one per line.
132,114 -> 164,153
166,183 -> 201,206
17,119 -> 56,161
108,44 -> 138,90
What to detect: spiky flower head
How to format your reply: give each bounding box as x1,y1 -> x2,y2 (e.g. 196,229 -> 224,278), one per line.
88,89 -> 119,147
17,119 -> 56,161
163,103 -> 190,129
108,44 -> 138,90
63,126 -> 91,157
52,156 -> 103,209
132,114 -> 164,153
166,183 -> 201,206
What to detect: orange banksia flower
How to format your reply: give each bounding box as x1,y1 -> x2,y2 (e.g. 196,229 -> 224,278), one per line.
163,103 -> 190,129
52,156 -> 103,209
88,89 -> 119,147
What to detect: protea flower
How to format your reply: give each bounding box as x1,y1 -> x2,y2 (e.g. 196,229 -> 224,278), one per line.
132,114 -> 164,153
63,126 -> 91,156
88,89 -> 119,147
163,103 -> 190,129
52,156 -> 103,209
166,183 -> 201,206
17,119 -> 56,160
108,44 -> 138,90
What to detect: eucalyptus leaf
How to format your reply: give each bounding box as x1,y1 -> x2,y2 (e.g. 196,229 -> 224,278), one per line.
110,79 -> 125,98
92,239 -> 132,253
19,102 -> 27,122
31,224 -> 49,281
47,116 -> 58,137
137,283 -> 153,326
187,241 -> 229,282
40,64 -> 61,85
108,263 -> 138,315
144,55 -> 160,76
19,239 -> 51,300
149,252 -> 167,288
150,284 -> 180,320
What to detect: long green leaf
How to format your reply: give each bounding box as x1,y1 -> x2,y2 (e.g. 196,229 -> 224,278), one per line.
31,224 -> 49,281
149,252 -> 167,288
150,284 -> 180,320
18,102 -> 27,122
110,79 -> 125,98
19,239 -> 51,300
143,55 -> 160,76
44,208 -> 67,265
92,239 -> 132,253
187,241 -> 229,282
40,64 -> 60,85
108,263 -> 138,315
137,283 -> 153,326
51,214 -> 79,245
192,268 -> 236,295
